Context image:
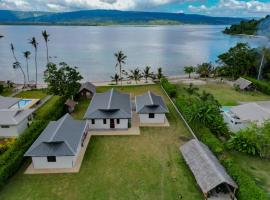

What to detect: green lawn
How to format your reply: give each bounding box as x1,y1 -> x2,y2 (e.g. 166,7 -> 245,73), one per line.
0,87 -> 13,97
196,83 -> 270,106
71,98 -> 90,120
15,89 -> 47,99
0,85 -> 203,200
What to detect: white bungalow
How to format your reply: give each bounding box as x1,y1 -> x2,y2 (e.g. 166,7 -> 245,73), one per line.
24,114 -> 88,169
83,88 -> 132,130
135,91 -> 168,124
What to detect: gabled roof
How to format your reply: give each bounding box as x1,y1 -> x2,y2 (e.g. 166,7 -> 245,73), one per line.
0,109 -> 34,125
65,99 -> 77,108
79,82 -> 96,94
234,77 -> 252,90
229,102 -> 270,124
84,88 -> 131,119
25,114 -> 87,157
135,91 -> 168,114
180,139 -> 237,194
0,96 -> 20,109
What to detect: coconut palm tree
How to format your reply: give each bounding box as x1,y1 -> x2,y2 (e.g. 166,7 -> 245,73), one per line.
111,73 -> 120,85
42,30 -> 50,64
184,66 -> 195,79
114,51 -> 127,86
156,67 -> 164,81
23,51 -> 31,83
10,43 -> 26,87
128,68 -> 142,84
29,37 -> 38,87
143,66 -> 153,83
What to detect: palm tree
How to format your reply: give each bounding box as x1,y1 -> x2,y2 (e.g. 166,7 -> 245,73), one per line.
184,66 -> 195,78
10,43 -> 26,87
29,37 -> 38,87
111,73 -> 120,85
42,30 -> 50,64
156,67 -> 164,81
23,51 -> 31,83
114,51 -> 127,86
143,66 -> 153,83
128,68 -> 142,84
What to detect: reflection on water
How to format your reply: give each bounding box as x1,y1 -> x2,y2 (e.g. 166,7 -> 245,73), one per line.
0,25 -> 268,82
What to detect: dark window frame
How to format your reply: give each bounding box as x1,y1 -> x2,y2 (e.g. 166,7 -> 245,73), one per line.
91,119 -> 95,124
1,125 -> 10,128
47,156 -> 56,162
116,119 -> 120,124
103,119 -> 107,124
149,113 -> 155,118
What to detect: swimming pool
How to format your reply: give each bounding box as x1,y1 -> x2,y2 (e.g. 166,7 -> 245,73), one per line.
10,99 -> 33,109
221,106 -> 232,113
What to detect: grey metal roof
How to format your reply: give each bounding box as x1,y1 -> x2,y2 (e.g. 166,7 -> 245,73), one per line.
84,88 -> 132,119
234,77 -> 252,90
79,82 -> 96,94
180,139 -> 237,194
135,91 -> 168,114
0,96 -> 20,109
25,114 -> 87,157
0,109 -> 34,125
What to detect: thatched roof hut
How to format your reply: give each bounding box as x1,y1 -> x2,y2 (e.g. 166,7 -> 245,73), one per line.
180,139 -> 238,199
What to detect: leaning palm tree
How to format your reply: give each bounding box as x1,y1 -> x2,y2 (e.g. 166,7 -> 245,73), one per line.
128,68 -> 142,84
156,67 -> 164,81
143,66 -> 154,83
111,73 -> 120,85
42,30 -> 50,64
23,51 -> 31,83
29,37 -> 38,87
114,51 -> 127,86
10,43 -> 26,87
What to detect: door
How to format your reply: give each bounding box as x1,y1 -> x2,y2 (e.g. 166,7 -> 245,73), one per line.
110,119 -> 115,129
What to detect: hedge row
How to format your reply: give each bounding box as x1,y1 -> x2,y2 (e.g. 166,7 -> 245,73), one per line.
161,78 -> 269,200
245,76 -> 270,95
160,78 -> 177,98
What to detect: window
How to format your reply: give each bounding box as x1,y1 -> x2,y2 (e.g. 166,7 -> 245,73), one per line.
1,125 -> 10,128
47,156 -> 56,162
103,119 -> 107,124
149,113 -> 155,118
91,119 -> 95,124
117,119 -> 120,124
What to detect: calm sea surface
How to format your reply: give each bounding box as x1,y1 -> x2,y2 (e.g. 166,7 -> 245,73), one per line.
0,25 -> 268,83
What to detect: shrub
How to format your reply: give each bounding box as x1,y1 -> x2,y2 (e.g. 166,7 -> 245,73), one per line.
161,78 -> 177,98
0,138 -> 16,154
245,76 -> 270,95
0,84 -> 4,94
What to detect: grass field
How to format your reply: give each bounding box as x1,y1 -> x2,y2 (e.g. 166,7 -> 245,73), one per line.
196,83 -> 270,106
0,85 -> 203,200
0,87 -> 13,97
15,89 -> 48,99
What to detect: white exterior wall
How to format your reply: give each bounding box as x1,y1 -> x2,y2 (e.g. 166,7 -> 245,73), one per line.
139,114 -> 166,124
32,156 -> 77,169
223,112 -> 250,132
0,118 -> 29,137
88,119 -> 128,130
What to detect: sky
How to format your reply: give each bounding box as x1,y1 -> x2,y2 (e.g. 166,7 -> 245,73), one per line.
0,0 -> 270,17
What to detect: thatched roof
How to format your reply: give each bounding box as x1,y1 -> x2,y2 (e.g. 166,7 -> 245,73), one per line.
180,139 -> 237,194
234,77 -> 252,90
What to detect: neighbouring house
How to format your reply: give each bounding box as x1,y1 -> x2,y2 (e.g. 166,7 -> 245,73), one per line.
78,82 -> 96,99
135,91 -> 168,124
0,109 -> 34,137
65,99 -> 77,113
223,101 -> 270,132
234,77 -> 254,90
24,114 -> 88,169
84,88 -> 132,130
0,96 -> 21,109
180,139 -> 238,199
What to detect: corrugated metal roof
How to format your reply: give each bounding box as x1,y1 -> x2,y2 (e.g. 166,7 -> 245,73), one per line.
84,88 -> 131,119
79,82 -> 96,93
25,114 -> 87,157
0,109 -> 34,125
180,139 -> 238,194
0,96 -> 20,109
135,91 -> 168,114
234,77 -> 252,90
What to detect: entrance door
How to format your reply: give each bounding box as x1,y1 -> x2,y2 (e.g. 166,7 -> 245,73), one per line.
110,119 -> 115,129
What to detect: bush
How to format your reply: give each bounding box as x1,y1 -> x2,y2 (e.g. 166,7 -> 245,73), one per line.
0,84 -> 4,94
161,78 -> 177,98
0,138 -> 16,154
245,76 -> 270,95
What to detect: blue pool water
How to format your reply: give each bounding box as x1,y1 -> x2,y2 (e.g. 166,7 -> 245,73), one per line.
18,99 -> 32,108
221,106 -> 232,113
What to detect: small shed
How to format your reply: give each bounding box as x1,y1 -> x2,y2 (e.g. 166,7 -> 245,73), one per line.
234,77 -> 253,90
65,99 -> 77,113
180,139 -> 238,199
78,82 -> 96,99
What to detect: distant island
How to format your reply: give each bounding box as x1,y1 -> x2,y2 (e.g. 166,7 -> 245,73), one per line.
0,9 -> 245,26
223,15 -> 270,36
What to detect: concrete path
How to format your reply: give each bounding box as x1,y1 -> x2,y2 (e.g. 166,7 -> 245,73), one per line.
139,116 -> 170,127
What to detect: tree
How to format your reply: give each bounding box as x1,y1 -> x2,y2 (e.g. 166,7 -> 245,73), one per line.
29,37 -> 38,87
184,83 -> 199,96
143,66 -> 153,83
184,66 -> 195,78
44,62 -> 83,98
128,68 -> 142,84
114,51 -> 127,86
23,51 -> 31,83
196,62 -> 213,78
111,73 -> 120,85
10,43 -> 26,87
42,30 -> 50,64
154,67 -> 164,82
